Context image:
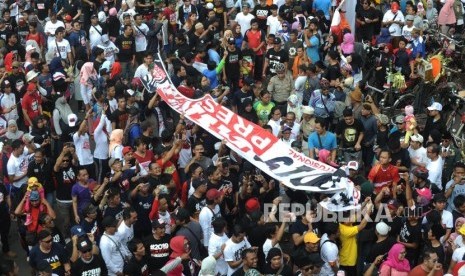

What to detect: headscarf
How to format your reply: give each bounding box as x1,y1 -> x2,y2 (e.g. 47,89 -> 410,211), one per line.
287,94 -> 302,122
110,62 -> 122,80
451,217 -> 465,241
49,57 -> 68,93
5,120 -> 24,140
109,129 -> 123,155
54,96 -> 73,123
381,243 -> 410,272
277,21 -> 290,42
426,0 -> 438,20
80,62 -> 97,86
340,33 -> 355,54
199,256 -> 216,276
377,28 -> 392,45
3,52 -> 15,73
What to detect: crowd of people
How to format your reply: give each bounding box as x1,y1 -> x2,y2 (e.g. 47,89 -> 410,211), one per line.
0,0 -> 463,275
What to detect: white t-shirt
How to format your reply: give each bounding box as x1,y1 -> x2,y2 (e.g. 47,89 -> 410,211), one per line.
0,93 -> 18,121
319,233 -> 339,276
408,146 -> 428,173
73,132 -> 94,165
199,205 -> 221,247
402,25 -> 415,42
7,148 -> 29,188
98,42 -> 119,64
452,247 -> 465,262
116,222 -> 134,258
44,20 -> 65,45
266,15 -> 281,35
134,64 -> 150,79
223,237 -> 251,276
208,232 -> 229,275
427,157 -> 443,190
262,238 -> 282,260
93,115 -> 111,160
89,24 -> 103,49
446,180 -> 465,212
382,10 -> 405,37
49,38 -> 71,60
235,13 -> 255,37
134,23 -> 149,52
422,209 -> 453,229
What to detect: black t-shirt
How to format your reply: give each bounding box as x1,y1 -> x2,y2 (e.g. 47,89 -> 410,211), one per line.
325,63 -> 341,82
124,255 -> 150,275
29,243 -> 69,276
35,0 -> 51,21
133,193 -> 153,237
265,48 -> 289,75
111,108 -> 129,130
253,5 -> 270,31
232,89 -> 254,113
103,203 -> 124,221
278,4 -> 294,23
390,148 -> 411,170
115,35 -> 136,62
71,255 -> 108,276
0,184 -> 9,217
366,236 -> 396,263
225,47 -> 242,79
61,0 -> 81,17
50,227 -> 65,246
214,3 -> 226,30
5,43 -> 25,62
399,220 -> 421,263
55,166 -> 77,201
143,234 -> 171,272
188,32 -> 210,52
187,194 -> 206,216
262,264 -> 293,276
136,0 -> 153,15
335,119 -> 365,148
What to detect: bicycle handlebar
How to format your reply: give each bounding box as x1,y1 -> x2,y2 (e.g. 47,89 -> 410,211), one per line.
366,83 -> 386,94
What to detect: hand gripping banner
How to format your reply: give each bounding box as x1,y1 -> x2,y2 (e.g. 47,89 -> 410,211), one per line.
141,54 -> 361,211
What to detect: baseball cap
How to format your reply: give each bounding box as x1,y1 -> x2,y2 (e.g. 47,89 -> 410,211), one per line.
244,77 -> 255,86
273,37 -> 281,44
410,134 -> 424,143
30,190 -> 40,201
395,115 -> 405,124
68,114 -> 78,127
243,3 -> 250,8
102,216 -> 118,228
108,157 -> 121,167
122,146 -> 133,155
151,218 -> 166,229
77,237 -> 93,252
245,198 -> 260,213
375,221 -> 390,235
427,102 -> 443,111
206,188 -> 223,200
91,14 -> 98,19
304,232 -> 320,243
282,126 -> 292,133
347,161 -> 359,171
71,225 -> 86,237
387,198 -> 400,210
405,14 -> 415,21
227,37 -> 235,44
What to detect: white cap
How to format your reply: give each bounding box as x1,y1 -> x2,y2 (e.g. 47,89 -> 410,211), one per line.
68,114 -> 78,127
302,106 -> 314,115
410,134 -> 424,143
347,161 -> 359,171
26,44 -> 36,52
98,11 -> 107,23
427,102 -> 443,111
376,221 -> 390,236
206,2 -> 214,9
26,70 -> 39,82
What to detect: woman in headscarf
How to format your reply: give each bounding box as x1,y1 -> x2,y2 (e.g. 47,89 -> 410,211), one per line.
339,33 -> 355,56
438,0 -> 456,34
379,243 -> 410,275
79,62 -> 97,112
263,248 -> 292,276
276,21 -> 290,42
30,115 -> 51,157
49,57 -> 71,96
109,129 -> 124,159
3,52 -> 16,73
287,94 -> 302,122
4,120 -> 24,141
376,28 -> 392,46
425,0 -> 438,22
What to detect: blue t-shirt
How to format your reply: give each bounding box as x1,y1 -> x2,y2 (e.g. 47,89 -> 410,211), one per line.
306,35 -> 320,63
203,69 -> 220,88
308,131 -> 337,152
313,0 -> 332,19
71,182 -> 92,215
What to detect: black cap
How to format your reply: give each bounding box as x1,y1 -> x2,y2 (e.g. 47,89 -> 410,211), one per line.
102,216 -> 118,228
91,14 -> 98,18
77,237 -> 93,252
227,37 -> 235,44
273,37 -> 282,44
244,77 -> 255,86
192,178 -> 207,189
173,208 -> 190,222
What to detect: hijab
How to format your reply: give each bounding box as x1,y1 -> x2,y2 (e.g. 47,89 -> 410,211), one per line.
426,0 -> 438,20
109,129 -> 123,156
54,96 -> 73,123
49,57 -> 68,93
381,243 -> 410,272
451,217 -> 465,240
287,94 -> 302,122
5,120 -> 24,140
341,33 -> 355,54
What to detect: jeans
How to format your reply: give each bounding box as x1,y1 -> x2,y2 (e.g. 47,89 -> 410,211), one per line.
45,192 -> 55,206
120,61 -> 135,80
0,215 -> 10,253
56,201 -> 73,238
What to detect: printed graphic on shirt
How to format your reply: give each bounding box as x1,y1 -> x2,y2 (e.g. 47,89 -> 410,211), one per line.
82,268 -> 102,276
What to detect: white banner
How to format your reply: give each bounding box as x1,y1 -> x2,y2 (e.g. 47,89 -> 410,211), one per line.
141,54 -> 360,211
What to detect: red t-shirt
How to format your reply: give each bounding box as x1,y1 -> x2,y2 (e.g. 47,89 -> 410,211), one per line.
368,164 -> 400,194
21,92 -> 42,126
26,204 -> 48,233
409,265 -> 443,276
134,150 -> 155,173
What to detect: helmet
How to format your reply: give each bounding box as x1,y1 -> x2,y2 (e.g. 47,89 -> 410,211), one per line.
412,167 -> 429,180
274,62 -> 286,73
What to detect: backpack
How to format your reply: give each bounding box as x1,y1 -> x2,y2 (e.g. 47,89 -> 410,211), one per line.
122,123 -> 137,146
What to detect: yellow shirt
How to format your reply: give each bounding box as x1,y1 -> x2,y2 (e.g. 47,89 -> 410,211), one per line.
339,223 -> 359,266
